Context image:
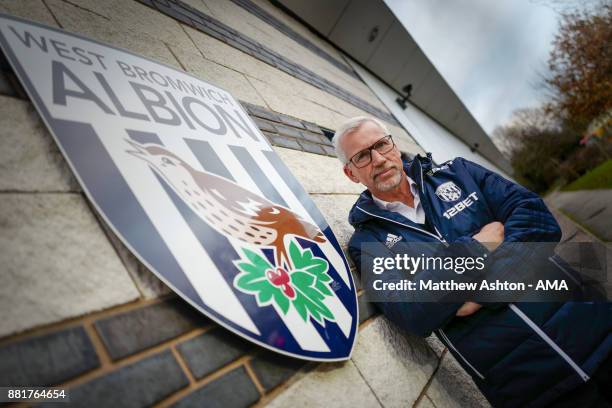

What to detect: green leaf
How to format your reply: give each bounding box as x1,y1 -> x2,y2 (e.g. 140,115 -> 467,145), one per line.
288,240 -> 304,269
238,277 -> 272,296
290,271 -> 335,324
235,241 -> 337,324
307,264 -> 328,277
291,270 -> 315,288
290,245 -> 332,287
243,248 -> 273,271
275,293 -> 290,314
293,294 -> 308,321
257,289 -> 273,303
317,273 -> 333,283
285,240 -> 337,324
234,247 -> 294,317
315,301 -> 334,320
314,281 -> 333,296
236,261 -> 260,275
235,274 -> 262,291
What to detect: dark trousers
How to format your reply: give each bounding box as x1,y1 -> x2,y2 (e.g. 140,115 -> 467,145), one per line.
549,353 -> 612,407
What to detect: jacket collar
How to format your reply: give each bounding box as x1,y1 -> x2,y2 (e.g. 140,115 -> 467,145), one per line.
348,154 -> 433,228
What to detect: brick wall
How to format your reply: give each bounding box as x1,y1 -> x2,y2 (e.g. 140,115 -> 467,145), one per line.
0,0 -> 489,407
0,293 -> 377,407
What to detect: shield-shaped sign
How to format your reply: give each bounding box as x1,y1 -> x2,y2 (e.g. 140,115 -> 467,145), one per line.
0,14 -> 357,361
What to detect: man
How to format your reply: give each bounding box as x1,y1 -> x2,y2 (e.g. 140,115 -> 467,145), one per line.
334,116 -> 611,407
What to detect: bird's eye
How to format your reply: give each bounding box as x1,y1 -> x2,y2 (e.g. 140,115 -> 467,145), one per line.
161,157 -> 174,166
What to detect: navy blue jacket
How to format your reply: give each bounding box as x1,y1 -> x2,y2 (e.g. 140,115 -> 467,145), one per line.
348,155 -> 611,407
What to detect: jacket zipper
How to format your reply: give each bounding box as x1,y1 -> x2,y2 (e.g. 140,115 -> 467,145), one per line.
422,160 -> 483,380
439,329 -> 485,380
416,159 -> 449,247
509,304 -> 590,381
433,225 -> 447,246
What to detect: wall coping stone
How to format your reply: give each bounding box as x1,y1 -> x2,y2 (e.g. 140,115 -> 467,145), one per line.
137,0 -> 399,125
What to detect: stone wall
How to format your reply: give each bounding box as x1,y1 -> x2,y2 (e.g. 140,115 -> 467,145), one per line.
0,0 -> 489,406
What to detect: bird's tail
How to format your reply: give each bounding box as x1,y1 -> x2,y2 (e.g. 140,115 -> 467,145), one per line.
303,222 -> 326,243
313,231 -> 326,243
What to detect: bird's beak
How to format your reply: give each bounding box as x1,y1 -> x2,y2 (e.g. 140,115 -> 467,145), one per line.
124,139 -> 148,160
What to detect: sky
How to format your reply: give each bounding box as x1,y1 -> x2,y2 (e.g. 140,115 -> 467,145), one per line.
384,0 -> 561,135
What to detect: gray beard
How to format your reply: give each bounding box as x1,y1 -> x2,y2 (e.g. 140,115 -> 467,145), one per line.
374,168 -> 402,192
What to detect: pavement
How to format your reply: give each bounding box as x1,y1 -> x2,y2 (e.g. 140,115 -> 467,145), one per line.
545,199 -> 612,300
546,189 -> 612,242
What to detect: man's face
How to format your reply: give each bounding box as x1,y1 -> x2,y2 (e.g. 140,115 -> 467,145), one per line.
341,121 -> 404,195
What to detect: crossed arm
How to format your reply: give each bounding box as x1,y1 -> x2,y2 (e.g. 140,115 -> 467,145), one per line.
456,158 -> 562,317
351,158 -> 561,337
456,221 -> 504,317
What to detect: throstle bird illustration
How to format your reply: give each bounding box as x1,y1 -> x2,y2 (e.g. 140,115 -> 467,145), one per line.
126,140 -> 327,279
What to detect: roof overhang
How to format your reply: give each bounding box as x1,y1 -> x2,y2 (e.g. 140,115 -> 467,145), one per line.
277,0 -> 512,173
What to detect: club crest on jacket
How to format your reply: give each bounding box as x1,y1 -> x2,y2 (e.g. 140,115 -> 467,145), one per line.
435,181 -> 462,202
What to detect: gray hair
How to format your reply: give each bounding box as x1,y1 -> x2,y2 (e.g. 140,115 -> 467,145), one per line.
332,116 -> 390,164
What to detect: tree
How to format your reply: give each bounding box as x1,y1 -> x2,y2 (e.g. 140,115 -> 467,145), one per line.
496,2 -> 611,192
493,107 -> 579,192
545,2 -> 612,130
530,0 -> 604,14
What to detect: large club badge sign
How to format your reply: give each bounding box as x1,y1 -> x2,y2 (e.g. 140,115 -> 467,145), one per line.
0,14 -> 357,360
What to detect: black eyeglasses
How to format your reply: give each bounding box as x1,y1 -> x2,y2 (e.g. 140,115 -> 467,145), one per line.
347,135 -> 395,168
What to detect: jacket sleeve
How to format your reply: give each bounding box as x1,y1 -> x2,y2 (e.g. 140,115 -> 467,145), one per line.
349,238 -> 475,337
454,157 -> 562,282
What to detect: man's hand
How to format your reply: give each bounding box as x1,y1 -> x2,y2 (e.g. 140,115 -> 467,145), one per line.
456,301 -> 482,316
455,222 -> 505,317
473,221 -> 505,252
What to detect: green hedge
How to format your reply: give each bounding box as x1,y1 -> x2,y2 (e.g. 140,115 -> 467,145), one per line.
562,159 -> 612,191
